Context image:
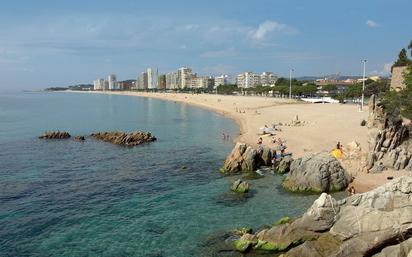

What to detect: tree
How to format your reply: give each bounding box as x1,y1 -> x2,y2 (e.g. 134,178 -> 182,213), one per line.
392,48 -> 412,71
322,84 -> 337,93
344,84 -> 362,98
364,79 -> 390,97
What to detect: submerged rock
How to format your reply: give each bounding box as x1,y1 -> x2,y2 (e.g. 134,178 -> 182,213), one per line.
282,152 -> 351,193
230,179 -> 250,193
39,131 -> 71,139
74,135 -> 85,141
91,131 -> 156,146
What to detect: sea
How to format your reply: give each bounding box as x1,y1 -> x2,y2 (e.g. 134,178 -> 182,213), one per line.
0,92 -> 322,257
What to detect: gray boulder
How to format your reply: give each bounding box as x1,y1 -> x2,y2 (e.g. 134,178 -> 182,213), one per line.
282,152 -> 351,193
235,176 -> 412,257
372,237 -> 412,257
276,156 -> 293,174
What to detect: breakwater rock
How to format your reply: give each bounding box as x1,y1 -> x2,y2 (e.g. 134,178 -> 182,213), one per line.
232,175 -> 412,256
91,131 -> 156,146
221,143 -> 282,173
39,131 -> 71,139
230,179 -> 250,193
367,95 -> 412,171
282,152 -> 351,193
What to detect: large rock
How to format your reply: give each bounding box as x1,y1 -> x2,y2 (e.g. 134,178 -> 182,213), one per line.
257,146 -> 273,166
233,176 -> 412,257
366,95 -> 412,171
39,131 -> 71,139
282,153 -> 351,193
91,131 -> 156,146
275,156 -> 293,174
221,143 -> 260,173
230,179 -> 250,193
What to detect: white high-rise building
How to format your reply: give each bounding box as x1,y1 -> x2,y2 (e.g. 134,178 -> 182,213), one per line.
147,68 -> 158,89
214,74 -> 229,87
108,74 -> 117,90
236,72 -> 261,88
166,72 -> 179,89
93,78 -> 105,90
260,72 -> 277,86
178,67 -> 193,89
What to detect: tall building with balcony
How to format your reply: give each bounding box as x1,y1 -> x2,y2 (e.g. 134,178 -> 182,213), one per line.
158,74 -> 166,90
236,72 -> 261,88
147,68 -> 158,89
108,74 -> 117,90
166,72 -> 179,89
137,72 -> 148,90
214,74 -> 229,87
260,72 -> 277,86
178,67 -> 193,89
93,78 -> 105,90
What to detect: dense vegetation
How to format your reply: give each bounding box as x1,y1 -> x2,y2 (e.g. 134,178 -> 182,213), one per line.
381,40 -> 412,119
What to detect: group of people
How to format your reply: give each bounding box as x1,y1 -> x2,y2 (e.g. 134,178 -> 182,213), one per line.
257,136 -> 289,170
222,133 -> 230,141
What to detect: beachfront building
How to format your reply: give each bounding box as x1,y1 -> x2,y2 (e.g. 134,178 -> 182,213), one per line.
260,72 -> 277,86
166,71 -> 179,89
93,78 -> 105,90
158,74 -> 166,90
178,67 -> 193,89
190,76 -> 213,89
147,68 -> 158,90
108,74 -> 118,90
236,72 -> 260,88
214,74 -> 229,87
137,71 -> 148,90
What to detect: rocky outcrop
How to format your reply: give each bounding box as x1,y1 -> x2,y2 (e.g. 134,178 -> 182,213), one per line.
231,176 -> 412,257
39,131 -> 71,139
230,179 -> 250,193
367,95 -> 412,171
91,131 -> 156,146
222,143 -> 272,173
282,152 -> 351,192
74,135 -> 85,141
275,155 -> 293,174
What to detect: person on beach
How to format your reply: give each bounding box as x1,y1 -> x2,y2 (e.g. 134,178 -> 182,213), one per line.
271,136 -> 276,144
257,137 -> 263,145
271,155 -> 277,170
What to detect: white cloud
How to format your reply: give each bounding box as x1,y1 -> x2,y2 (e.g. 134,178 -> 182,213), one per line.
366,20 -> 380,28
248,21 -> 292,41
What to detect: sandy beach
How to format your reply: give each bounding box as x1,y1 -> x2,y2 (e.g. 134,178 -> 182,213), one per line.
89,91 -> 368,156
76,90 -> 406,192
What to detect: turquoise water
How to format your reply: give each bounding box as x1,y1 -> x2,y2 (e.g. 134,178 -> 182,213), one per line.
0,92 -> 320,257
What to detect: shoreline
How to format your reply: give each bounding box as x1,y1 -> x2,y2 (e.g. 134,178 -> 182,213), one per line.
67,90 -> 368,157
62,90 -> 407,193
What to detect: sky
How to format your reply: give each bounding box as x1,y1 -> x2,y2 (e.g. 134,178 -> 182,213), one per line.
0,0 -> 411,91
